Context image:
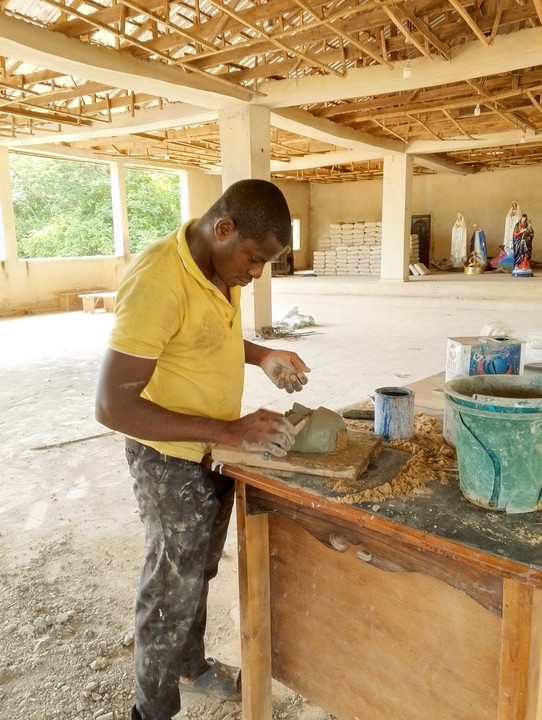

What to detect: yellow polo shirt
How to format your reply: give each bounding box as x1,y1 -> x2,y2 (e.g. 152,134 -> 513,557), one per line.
109,221 -> 244,462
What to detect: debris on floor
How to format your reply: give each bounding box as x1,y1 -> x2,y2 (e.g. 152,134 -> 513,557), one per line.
259,306 -> 319,339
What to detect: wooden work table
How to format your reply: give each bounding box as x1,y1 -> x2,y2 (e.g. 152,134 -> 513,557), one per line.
219,443 -> 542,720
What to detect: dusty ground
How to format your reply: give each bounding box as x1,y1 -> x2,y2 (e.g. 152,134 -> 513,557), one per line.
4,292 -> 527,720
0,311 -> 336,720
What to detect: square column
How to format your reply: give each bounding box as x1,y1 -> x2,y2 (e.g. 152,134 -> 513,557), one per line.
380,154 -> 413,281
0,148 -> 18,263
110,160 -> 130,257
219,105 -> 272,336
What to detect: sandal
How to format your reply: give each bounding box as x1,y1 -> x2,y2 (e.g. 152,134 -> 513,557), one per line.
179,657 -> 242,702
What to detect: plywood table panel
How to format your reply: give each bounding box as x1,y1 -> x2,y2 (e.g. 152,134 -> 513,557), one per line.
226,460 -> 542,720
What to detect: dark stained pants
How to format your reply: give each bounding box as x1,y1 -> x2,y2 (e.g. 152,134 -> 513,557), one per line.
125,438 -> 235,720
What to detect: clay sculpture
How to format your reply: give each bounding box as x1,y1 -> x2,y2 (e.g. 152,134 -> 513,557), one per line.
286,402 -> 347,453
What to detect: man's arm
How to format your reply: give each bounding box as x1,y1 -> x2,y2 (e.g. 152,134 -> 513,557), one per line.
95,348 -> 296,455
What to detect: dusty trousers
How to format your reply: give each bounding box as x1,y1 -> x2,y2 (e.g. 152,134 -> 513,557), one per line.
125,438 -> 235,720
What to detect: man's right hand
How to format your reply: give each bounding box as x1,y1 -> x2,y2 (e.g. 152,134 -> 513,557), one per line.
228,409 -> 295,457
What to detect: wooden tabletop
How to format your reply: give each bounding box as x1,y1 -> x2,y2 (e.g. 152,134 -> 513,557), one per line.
217,451 -> 542,585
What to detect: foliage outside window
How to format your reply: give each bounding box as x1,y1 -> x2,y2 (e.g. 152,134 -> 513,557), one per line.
11,155 -> 115,258
10,155 -> 183,259
126,168 -> 181,254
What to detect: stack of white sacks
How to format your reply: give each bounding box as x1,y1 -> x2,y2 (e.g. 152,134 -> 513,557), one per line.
410,234 -> 420,265
312,221 -> 383,276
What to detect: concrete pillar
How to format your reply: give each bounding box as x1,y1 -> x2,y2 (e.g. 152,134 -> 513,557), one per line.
185,168 -> 216,218
0,148 -> 18,263
110,160 -> 130,257
380,153 -> 413,281
219,104 -> 272,336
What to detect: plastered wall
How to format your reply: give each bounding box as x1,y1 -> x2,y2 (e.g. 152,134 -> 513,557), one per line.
307,164 -> 541,269
0,171 -> 310,315
0,163 -> 539,312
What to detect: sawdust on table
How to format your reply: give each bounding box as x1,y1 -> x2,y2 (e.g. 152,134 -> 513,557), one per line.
332,413 -> 456,505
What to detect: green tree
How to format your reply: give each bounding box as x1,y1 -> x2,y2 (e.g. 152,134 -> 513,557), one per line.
126,169 -> 181,253
10,155 -> 182,258
11,155 -> 114,258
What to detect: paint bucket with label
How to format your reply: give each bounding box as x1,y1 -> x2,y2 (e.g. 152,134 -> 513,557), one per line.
444,375 -> 542,513
373,387 -> 414,441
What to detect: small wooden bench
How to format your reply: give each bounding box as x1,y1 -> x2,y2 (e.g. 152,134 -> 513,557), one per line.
56,291 -> 83,312
78,291 -> 117,313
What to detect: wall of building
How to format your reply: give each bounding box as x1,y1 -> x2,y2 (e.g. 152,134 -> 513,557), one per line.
278,180 -> 311,270
1,161 -> 539,313
306,165 -> 541,270
414,165 -> 540,263
0,169 -> 310,315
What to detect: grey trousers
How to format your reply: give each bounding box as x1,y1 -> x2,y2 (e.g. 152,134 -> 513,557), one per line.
125,438 -> 235,720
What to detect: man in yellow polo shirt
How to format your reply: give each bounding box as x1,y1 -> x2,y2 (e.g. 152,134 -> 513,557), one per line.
95,179 -> 310,720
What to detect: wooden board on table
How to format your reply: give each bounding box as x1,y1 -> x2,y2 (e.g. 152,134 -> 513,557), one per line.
212,430 -> 381,480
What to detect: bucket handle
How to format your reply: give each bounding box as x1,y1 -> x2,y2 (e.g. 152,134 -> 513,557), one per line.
458,411 -> 502,508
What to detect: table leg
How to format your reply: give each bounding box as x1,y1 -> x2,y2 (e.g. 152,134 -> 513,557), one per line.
236,482 -> 273,720
498,580 -> 542,720
81,296 -> 96,313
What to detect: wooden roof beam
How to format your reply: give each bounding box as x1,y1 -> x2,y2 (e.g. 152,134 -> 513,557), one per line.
0,14 -> 253,108
375,2 -> 433,60
533,0 -> 542,25
183,2 -> 398,70
259,26 -> 542,107
526,90 -> 542,116
205,0 -> 345,78
405,113 -> 441,141
447,0 -> 489,46
293,0 -> 392,68
441,107 -> 476,139
118,0 -> 216,51
1,105 -> 94,125
53,0 -> 164,36
0,81 -> 113,108
395,4 -> 451,60
0,102 -> 217,148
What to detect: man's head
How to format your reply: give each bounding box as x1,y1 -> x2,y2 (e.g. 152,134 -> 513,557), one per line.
202,179 -> 292,288
204,179 -> 292,248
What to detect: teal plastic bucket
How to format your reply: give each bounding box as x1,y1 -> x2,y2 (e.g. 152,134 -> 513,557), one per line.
444,375 -> 542,513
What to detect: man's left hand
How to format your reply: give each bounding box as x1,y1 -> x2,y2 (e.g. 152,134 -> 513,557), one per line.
260,350 -> 311,393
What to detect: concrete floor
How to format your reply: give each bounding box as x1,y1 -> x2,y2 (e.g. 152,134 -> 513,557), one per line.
2,273 -> 542,565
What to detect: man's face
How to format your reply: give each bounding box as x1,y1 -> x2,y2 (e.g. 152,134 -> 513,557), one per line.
214,226 -> 287,288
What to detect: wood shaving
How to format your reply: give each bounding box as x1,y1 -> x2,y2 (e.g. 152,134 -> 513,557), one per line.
333,413 -> 457,505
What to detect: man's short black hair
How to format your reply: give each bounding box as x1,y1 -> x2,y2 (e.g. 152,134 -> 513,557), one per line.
205,179 -> 292,248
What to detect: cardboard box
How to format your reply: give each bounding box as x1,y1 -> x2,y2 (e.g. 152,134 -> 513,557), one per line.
445,336 -> 524,383
443,336 -> 524,446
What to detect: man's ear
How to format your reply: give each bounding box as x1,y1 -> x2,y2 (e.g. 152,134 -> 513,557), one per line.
214,217 -> 236,241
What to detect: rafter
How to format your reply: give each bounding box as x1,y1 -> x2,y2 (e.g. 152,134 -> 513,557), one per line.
118,0 -> 216,51
441,107 -> 476,139
293,0 -> 392,68
446,0 -> 489,47
395,4 -> 450,59
204,0 -> 345,78
375,1 -> 433,59
526,90 -> 542,116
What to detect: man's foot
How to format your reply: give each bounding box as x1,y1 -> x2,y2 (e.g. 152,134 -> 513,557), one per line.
179,657 -> 241,702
